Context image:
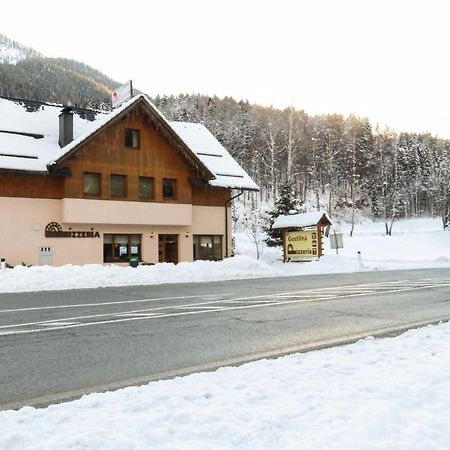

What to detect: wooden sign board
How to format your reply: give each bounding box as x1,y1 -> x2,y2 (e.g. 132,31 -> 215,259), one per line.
284,230 -> 320,260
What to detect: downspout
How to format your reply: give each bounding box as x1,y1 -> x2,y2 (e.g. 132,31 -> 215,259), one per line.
224,189 -> 244,258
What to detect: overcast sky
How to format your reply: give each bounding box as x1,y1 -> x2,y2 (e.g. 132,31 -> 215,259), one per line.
1,0 -> 450,137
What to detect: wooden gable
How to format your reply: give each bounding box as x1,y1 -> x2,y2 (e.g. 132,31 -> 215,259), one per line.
63,107 -> 203,204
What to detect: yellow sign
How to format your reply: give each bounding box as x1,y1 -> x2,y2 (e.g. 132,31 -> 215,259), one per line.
285,230 -> 318,259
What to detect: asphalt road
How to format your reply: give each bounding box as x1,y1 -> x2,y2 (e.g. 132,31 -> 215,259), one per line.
1,267 -> 450,411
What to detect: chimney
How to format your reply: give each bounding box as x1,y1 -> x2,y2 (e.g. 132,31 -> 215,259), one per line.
59,107 -> 73,147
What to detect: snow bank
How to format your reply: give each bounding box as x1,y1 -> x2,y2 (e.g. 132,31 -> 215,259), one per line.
0,256 -> 284,293
1,252 -> 448,294
2,321 -> 450,449
0,254 -> 371,294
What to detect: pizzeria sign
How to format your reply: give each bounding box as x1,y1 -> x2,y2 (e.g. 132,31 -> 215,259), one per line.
45,222 -> 100,238
284,230 -> 318,260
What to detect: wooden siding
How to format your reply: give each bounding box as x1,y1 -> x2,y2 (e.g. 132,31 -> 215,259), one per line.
192,185 -> 231,206
64,109 -> 195,203
0,172 -> 63,198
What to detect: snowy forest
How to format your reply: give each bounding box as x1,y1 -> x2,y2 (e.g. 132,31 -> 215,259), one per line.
154,94 -> 450,232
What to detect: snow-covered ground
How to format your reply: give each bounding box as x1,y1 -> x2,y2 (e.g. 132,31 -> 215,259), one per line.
0,217 -> 449,294
2,320 -> 450,449
238,216 -> 450,265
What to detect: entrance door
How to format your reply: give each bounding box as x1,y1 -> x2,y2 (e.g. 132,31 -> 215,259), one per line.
158,235 -> 178,263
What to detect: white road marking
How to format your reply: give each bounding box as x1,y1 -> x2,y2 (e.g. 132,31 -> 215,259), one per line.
0,293 -> 227,314
38,322 -> 78,327
0,288 -> 354,331
116,313 -> 160,318
225,299 -> 278,304
173,305 -> 228,310
2,278 -> 450,337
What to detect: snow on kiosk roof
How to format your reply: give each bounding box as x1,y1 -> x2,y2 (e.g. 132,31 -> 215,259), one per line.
0,94 -> 258,190
272,211 -> 332,229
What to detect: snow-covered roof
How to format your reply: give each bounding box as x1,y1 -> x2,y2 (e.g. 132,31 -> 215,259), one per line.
0,97 -> 106,172
169,122 -> 259,191
272,211 -> 332,229
0,95 -> 258,190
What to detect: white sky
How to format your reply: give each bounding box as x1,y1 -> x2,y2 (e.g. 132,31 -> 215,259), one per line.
1,0 -> 450,138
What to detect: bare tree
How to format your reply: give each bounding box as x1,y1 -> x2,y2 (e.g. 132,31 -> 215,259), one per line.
243,206 -> 269,259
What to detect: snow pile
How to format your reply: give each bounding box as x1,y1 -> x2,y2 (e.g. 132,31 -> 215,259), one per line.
2,321 -> 450,449
0,254 -> 370,294
0,256 -> 281,293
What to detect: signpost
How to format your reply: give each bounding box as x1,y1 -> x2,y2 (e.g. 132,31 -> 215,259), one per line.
284,230 -> 319,260
330,231 -> 344,254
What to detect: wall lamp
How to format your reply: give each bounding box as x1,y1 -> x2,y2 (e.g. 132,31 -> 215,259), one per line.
185,231 -> 189,238
150,232 -> 154,238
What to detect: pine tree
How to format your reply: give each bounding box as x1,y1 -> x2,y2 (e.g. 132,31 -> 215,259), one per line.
264,181 -> 302,247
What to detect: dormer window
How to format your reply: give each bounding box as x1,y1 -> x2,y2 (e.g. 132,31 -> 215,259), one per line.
124,129 -> 140,149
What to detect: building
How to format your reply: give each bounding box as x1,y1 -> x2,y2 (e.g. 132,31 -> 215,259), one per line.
0,94 -> 258,266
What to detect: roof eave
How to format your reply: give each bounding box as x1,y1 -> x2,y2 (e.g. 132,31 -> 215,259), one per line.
222,185 -> 260,192
0,167 -> 49,175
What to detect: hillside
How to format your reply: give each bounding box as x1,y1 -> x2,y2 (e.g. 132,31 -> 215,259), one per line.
0,33 -> 120,109
0,33 -> 41,64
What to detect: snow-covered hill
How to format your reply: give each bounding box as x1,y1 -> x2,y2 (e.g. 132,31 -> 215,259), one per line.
0,34 -> 40,64
0,33 -> 118,108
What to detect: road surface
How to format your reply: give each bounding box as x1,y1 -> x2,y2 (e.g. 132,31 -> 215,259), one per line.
1,268 -> 450,410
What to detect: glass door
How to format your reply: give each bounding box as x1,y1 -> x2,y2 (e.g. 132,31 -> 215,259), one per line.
158,235 -> 178,263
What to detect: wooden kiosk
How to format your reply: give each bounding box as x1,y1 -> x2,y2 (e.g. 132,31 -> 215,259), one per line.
272,212 -> 332,262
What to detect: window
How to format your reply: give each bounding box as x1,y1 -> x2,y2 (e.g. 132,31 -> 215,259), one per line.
193,235 -> 222,261
139,177 -> 154,200
162,178 -> 177,200
111,174 -> 126,198
124,129 -> 140,148
103,234 -> 141,262
83,172 -> 100,196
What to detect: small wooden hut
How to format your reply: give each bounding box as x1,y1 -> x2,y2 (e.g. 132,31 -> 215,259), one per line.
272,212 -> 332,262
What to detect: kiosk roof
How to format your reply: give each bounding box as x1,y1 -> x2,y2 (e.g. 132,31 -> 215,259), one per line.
272,211 -> 332,229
